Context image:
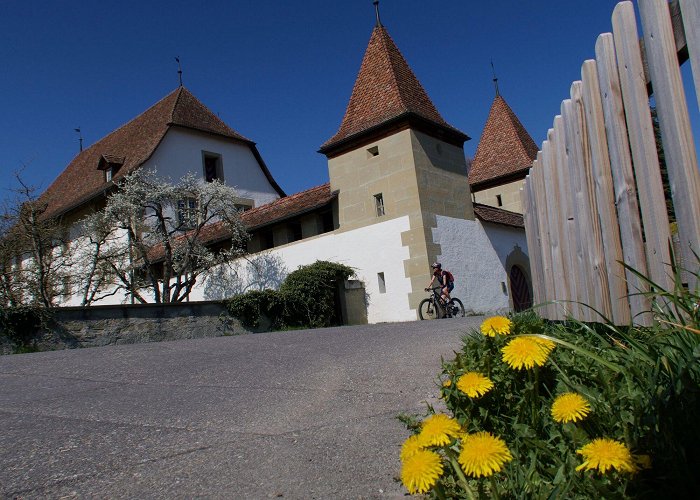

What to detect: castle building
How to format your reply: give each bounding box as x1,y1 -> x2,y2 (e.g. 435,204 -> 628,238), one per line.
33,13 -> 534,321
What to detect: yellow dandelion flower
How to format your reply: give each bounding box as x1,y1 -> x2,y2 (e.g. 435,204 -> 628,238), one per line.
576,438 -> 636,474
458,431 -> 513,477
419,413 -> 461,447
456,372 -> 494,398
551,392 -> 591,423
442,379 -> 452,388
480,316 -> 513,336
400,434 -> 426,462
401,449 -> 444,494
501,336 -> 555,370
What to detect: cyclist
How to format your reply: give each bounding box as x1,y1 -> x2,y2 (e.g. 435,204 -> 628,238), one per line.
426,262 -> 454,306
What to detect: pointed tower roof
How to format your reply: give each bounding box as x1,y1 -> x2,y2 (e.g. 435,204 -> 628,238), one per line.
319,25 -> 468,156
40,87 -> 283,218
468,95 -> 538,188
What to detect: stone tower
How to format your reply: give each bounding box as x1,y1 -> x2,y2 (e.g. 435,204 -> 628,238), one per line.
319,17 -> 473,312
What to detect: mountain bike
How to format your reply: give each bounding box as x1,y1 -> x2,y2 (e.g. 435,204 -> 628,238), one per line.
419,287 -> 465,320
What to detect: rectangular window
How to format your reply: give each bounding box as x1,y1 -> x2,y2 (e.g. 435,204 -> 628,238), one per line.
367,145 -> 379,158
177,197 -> 198,228
202,152 -> 223,183
288,221 -> 303,242
496,194 -> 503,207
261,230 -> 274,250
320,210 -> 335,233
374,193 -> 385,217
105,167 -> 114,182
377,272 -> 386,294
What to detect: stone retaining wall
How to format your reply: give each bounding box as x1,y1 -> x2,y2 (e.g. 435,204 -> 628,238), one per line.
2,302 -> 250,354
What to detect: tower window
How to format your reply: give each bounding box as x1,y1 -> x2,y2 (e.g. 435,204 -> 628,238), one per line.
496,194 -> 503,207
367,145 -> 379,158
202,152 -> 223,182
374,193 -> 385,217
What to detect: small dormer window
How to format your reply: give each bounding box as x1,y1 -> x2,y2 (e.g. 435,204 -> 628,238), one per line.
202,152 -> 223,182
97,154 -> 125,183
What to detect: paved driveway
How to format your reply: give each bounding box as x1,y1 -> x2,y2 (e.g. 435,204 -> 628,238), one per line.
0,317 -> 481,499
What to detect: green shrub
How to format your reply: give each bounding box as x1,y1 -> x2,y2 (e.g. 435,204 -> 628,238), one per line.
224,289 -> 284,329
224,261 -> 356,330
399,270 -> 700,498
278,260 -> 355,328
0,305 -> 53,349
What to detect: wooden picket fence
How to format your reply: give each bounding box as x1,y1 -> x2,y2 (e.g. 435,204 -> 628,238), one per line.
521,0 -> 700,325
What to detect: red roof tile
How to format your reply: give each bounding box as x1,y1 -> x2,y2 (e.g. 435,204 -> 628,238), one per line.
473,203 -> 524,228
468,95 -> 538,188
320,25 -> 466,154
39,87 -> 282,219
240,183 -> 335,230
149,183 -> 337,260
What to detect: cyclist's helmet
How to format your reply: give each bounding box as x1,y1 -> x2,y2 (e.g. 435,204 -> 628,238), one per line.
431,262 -> 442,269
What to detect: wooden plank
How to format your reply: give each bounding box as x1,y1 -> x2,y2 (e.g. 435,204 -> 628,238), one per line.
578,72 -> 615,323
571,80 -> 612,322
542,134 -> 566,320
581,59 -> 631,325
532,153 -> 557,320
521,178 -> 543,309
612,1 -> 673,294
640,0 -> 689,87
564,87 -> 594,322
595,32 -> 652,326
522,179 -> 541,307
529,176 -> 548,312
640,0 -> 700,290
679,0 -> 700,109
555,109 -> 584,320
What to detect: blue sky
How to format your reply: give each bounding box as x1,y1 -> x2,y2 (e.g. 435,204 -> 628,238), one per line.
1,0 -> 697,200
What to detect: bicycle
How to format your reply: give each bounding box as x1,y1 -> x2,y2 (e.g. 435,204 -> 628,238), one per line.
419,287 -> 465,320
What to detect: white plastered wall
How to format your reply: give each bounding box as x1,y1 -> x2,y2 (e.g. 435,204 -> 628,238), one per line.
189,216 -> 415,323
143,128 -> 280,208
432,215 -> 528,315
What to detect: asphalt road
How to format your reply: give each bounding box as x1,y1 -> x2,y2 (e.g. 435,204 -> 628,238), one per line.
0,316 -> 482,499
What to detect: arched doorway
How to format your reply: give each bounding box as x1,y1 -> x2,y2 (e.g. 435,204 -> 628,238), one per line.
509,265 -> 532,312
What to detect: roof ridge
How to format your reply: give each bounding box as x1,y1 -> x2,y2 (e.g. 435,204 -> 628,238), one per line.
74,88 -> 180,157
169,86 -> 185,124
377,27 -> 408,113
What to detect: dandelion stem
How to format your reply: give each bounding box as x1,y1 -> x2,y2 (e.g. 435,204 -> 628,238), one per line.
489,475 -> 501,500
449,457 -> 476,500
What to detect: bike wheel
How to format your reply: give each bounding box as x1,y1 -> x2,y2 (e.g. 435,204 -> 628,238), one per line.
419,298 -> 440,320
447,298 -> 465,318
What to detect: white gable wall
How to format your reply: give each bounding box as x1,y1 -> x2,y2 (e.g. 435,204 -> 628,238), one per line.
432,215 -> 528,315
143,128 -> 281,208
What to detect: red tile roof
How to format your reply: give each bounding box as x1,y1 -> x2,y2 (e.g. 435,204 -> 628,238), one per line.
320,25 -> 466,154
468,95 -> 538,188
148,183 -> 337,260
473,203 -> 524,228
240,183 -> 335,230
39,87 -> 283,219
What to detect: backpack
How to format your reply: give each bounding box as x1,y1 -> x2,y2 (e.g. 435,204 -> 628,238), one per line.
443,270 -> 454,284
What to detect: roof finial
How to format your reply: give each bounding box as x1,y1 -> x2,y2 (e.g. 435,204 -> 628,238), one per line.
74,127 -> 83,152
490,59 -> 500,96
373,1 -> 382,27
175,56 -> 183,87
